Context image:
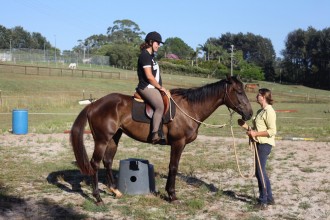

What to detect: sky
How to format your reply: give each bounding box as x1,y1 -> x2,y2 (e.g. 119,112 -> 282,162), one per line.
1,0 -> 329,57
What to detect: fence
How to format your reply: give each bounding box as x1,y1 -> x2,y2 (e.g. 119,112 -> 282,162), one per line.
0,63 -> 125,79
0,48 -> 109,66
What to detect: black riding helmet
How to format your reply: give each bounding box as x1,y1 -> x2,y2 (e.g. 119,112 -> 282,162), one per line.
145,31 -> 164,44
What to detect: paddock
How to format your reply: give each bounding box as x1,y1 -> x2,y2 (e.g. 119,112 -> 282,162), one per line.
0,133 -> 329,219
0,66 -> 329,219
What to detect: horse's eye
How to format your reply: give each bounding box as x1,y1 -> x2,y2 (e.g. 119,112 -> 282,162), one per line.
236,89 -> 243,94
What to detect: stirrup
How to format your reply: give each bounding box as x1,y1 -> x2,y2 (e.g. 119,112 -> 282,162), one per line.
151,132 -> 161,144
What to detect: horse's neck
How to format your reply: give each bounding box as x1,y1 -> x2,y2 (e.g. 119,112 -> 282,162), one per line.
177,87 -> 225,123
197,96 -> 224,122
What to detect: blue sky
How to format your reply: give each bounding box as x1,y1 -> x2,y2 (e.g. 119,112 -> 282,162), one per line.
1,0 -> 329,57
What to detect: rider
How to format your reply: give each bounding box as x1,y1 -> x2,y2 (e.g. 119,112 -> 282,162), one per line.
136,31 -> 168,144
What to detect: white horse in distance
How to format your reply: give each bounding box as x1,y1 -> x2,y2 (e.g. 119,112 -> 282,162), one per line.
68,63 -> 77,69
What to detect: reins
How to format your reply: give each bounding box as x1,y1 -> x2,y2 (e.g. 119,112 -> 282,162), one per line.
169,96 -> 228,128
167,81 -> 232,128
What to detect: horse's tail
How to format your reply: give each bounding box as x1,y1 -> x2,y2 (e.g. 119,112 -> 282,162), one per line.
70,106 -> 95,176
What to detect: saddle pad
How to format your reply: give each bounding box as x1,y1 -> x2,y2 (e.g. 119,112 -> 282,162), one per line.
132,98 -> 176,124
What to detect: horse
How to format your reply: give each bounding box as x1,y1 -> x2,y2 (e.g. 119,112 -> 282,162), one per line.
244,83 -> 259,92
68,63 -> 77,69
70,75 -> 253,204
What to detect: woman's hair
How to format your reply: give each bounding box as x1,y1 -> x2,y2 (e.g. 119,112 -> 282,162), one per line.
140,41 -> 152,50
259,88 -> 274,105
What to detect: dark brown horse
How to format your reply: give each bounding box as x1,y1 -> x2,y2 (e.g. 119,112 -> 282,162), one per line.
70,75 -> 253,204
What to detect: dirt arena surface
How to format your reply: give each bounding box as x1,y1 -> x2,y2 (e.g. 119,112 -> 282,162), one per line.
0,133 -> 329,219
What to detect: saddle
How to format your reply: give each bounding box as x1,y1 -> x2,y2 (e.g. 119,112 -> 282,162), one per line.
132,91 -> 176,124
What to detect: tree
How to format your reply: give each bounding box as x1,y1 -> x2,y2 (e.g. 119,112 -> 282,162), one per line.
282,27 -> 330,89
158,37 -> 194,59
10,26 -> 31,49
0,25 -> 52,50
30,32 -> 50,50
0,25 -> 11,49
97,43 -> 139,68
214,32 -> 276,81
106,19 -> 144,45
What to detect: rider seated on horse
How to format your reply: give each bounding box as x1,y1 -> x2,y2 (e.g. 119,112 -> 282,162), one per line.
136,31 -> 169,144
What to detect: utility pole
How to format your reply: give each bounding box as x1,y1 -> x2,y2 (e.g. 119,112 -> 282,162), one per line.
9,39 -> 12,61
44,43 -> 46,62
54,35 -> 57,66
230,45 -> 234,76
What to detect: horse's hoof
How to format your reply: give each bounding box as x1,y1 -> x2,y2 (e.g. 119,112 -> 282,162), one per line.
109,187 -> 123,198
171,199 -> 182,205
95,201 -> 104,206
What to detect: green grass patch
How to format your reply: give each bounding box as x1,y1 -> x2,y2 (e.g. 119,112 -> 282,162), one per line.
1,65 -> 330,140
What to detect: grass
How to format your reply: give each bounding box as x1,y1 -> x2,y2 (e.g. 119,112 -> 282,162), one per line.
1,65 -> 330,140
1,131 -> 329,219
0,63 -> 330,219
299,201 -> 312,210
0,135 -> 248,219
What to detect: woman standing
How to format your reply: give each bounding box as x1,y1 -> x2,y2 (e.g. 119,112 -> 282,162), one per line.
136,31 -> 168,144
247,88 -> 276,210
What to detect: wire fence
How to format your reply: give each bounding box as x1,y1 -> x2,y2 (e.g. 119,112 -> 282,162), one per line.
0,48 -> 109,66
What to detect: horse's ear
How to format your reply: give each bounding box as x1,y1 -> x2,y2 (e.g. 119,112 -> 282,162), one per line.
226,74 -> 234,83
226,74 -> 231,82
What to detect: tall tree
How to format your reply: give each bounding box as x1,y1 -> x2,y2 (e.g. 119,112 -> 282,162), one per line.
0,25 -> 11,49
160,37 -> 194,59
30,32 -> 50,50
11,26 -> 31,49
210,32 -> 276,81
282,28 -> 307,83
106,19 -> 144,45
0,25 -> 51,50
282,27 -> 330,89
96,43 -> 139,68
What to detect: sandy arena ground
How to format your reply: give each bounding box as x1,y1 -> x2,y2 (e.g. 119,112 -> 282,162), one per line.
0,133 -> 329,219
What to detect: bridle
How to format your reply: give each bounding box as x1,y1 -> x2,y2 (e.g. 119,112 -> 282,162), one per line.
223,82 -> 244,117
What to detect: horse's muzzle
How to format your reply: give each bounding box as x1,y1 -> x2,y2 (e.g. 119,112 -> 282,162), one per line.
241,112 -> 253,121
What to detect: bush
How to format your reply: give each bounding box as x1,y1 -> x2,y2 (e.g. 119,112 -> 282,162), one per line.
159,61 -> 212,78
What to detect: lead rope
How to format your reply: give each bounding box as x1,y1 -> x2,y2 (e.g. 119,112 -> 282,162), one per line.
253,140 -> 267,189
229,115 -> 266,189
167,88 -> 266,190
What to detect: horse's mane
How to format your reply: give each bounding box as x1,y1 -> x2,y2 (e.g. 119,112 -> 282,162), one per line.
170,78 -> 227,103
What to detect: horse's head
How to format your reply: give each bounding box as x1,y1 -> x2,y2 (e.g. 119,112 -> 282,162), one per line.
224,75 -> 253,121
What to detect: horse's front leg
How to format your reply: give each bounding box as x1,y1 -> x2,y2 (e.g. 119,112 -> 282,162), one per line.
166,143 -> 185,202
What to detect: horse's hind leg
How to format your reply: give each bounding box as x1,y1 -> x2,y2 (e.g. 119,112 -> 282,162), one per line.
103,130 -> 123,197
90,140 -> 108,205
91,167 -> 103,205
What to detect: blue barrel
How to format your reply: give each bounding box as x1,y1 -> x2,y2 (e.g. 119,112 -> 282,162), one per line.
12,109 -> 28,135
